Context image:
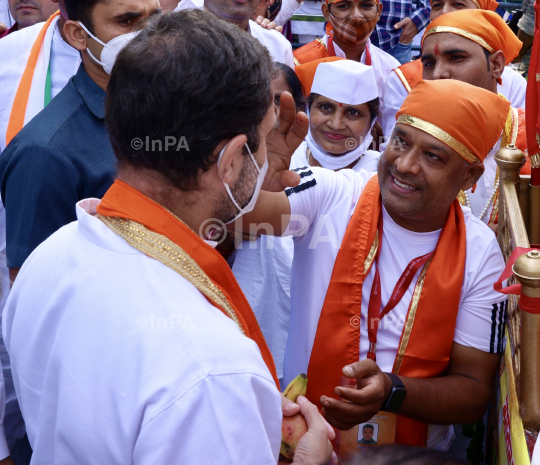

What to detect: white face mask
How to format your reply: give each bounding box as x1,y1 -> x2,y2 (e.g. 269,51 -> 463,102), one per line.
218,142 -> 268,223
78,22 -> 139,74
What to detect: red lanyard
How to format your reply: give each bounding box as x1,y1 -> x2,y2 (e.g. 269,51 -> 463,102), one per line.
366,213 -> 434,361
327,35 -> 372,66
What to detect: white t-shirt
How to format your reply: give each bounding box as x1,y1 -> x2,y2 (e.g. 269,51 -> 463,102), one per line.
282,167 -> 507,449
174,0 -> 295,68
3,199 -> 282,464
290,140 -> 381,172
381,66 -> 527,140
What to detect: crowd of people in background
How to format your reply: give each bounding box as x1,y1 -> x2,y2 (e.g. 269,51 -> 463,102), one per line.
0,0 -> 534,463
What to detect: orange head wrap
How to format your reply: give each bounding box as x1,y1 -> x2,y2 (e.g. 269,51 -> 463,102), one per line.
421,10 -> 522,64
396,80 -> 510,163
294,57 -> 345,96
429,0 -> 499,10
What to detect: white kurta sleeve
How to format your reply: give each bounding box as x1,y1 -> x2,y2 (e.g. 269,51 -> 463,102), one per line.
380,71 -> 409,141
133,373 -> 282,465
0,356 -> 9,460
274,0 -> 303,27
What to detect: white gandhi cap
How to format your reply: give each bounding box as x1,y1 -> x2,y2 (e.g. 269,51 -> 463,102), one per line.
310,60 -> 379,106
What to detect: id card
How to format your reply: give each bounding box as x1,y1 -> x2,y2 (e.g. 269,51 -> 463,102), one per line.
334,377 -> 397,458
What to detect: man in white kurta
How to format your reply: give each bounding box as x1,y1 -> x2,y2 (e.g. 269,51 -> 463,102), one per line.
2,10 -> 334,464
3,199 -> 282,464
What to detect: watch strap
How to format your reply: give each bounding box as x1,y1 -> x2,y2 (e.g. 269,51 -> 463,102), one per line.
381,373 -> 407,412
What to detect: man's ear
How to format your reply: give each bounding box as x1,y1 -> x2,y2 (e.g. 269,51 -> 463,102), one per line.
461,162 -> 485,192
490,50 -> 506,82
63,20 -> 88,51
376,2 -> 383,21
321,3 -> 331,23
215,134 -> 248,185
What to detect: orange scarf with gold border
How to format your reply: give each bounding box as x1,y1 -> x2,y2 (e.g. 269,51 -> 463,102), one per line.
96,180 -> 279,387
306,176 -> 466,446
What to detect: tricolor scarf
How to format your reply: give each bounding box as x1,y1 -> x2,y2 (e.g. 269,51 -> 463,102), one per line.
96,180 -> 280,387
5,11 -> 60,146
306,176 -> 467,446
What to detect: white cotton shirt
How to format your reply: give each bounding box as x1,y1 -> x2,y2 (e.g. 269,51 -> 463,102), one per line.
381,66 -> 527,140
3,199 -> 282,464
0,21 -> 80,152
282,167 -> 507,449
249,20 -> 295,68
290,140 -> 381,172
232,236 -> 294,382
0,0 -> 13,28
174,0 -> 294,67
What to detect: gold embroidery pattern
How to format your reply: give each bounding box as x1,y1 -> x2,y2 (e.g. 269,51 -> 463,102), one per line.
394,68 -> 412,93
316,38 -> 328,52
423,26 -> 495,53
470,0 -> 481,7
364,230 -> 379,276
536,74 -> 540,82
510,108 -> 519,147
396,115 -> 480,163
488,168 -> 500,227
98,215 -> 245,334
293,57 -> 301,66
393,258 -> 432,375
531,152 -> 540,169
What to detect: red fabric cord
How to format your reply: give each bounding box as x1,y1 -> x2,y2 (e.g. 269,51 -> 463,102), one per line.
494,247 -> 540,314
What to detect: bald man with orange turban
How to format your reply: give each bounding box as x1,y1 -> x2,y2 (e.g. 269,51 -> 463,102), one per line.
382,0 -> 527,139
242,79 -> 509,454
293,0 -> 399,116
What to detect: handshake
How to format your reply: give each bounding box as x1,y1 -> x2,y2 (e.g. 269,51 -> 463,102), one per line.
279,374 -> 337,465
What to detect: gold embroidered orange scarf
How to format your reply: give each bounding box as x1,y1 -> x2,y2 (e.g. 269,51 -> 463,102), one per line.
306,176 -> 467,446
97,180 -> 279,387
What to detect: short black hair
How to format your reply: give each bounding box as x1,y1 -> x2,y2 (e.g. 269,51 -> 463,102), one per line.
106,10 -> 274,192
64,0 -> 102,33
362,424 -> 374,431
307,93 -> 380,122
274,62 -> 306,113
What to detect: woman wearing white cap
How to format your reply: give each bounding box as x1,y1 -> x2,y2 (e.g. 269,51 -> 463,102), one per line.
291,58 -> 381,172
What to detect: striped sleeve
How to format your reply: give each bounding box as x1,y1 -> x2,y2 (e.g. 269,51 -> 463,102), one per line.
453,233 -> 508,354
283,167 -> 318,238
489,300 -> 508,354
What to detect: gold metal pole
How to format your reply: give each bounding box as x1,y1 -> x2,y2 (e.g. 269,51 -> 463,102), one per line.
530,185 -> 540,244
514,250 -> 540,431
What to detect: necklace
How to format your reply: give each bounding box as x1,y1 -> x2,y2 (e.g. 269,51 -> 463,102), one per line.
463,177 -> 499,221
